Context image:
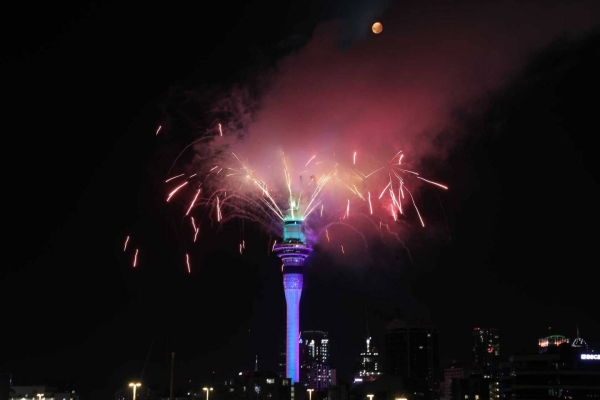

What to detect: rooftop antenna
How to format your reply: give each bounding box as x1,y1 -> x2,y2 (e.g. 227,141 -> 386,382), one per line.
365,307 -> 370,338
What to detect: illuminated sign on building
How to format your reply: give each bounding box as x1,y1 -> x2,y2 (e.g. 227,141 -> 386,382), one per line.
538,335 -> 569,348
581,354 -> 600,360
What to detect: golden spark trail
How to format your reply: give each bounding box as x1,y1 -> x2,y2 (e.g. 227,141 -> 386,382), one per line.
167,181 -> 189,202
304,171 -> 335,218
305,155 -> 316,167
368,192 -> 373,214
186,253 -> 191,273
218,123 -> 223,136
124,235 -> 129,251
156,125 -> 162,135
233,152 -> 285,219
282,157 -> 294,219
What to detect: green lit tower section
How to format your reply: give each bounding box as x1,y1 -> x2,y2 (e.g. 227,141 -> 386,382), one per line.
274,218 -> 312,384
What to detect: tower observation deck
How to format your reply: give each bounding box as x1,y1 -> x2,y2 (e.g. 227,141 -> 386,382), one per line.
273,219 -> 312,384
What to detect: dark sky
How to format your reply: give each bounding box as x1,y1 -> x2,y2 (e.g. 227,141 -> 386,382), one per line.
2,1 -> 599,399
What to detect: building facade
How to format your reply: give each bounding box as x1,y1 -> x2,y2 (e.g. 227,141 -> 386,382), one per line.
499,336 -> 600,399
385,318 -> 440,400
9,386 -> 79,400
300,331 -> 331,392
442,360 -> 471,400
472,327 -> 500,399
353,335 -> 382,384
220,371 -> 292,400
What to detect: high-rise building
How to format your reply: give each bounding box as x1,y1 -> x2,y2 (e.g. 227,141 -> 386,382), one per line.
353,335 -> 382,384
300,331 -> 331,391
571,325 -> 588,350
385,318 -> 440,400
472,327 -> 500,378
472,328 -> 500,399
274,219 -> 312,384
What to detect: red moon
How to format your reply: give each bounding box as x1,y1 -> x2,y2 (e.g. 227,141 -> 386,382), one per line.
372,22 -> 383,34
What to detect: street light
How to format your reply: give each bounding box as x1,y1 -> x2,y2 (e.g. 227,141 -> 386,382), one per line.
367,394 -> 374,400
129,382 -> 141,400
36,394 -> 44,400
307,389 -> 314,400
202,387 -> 213,400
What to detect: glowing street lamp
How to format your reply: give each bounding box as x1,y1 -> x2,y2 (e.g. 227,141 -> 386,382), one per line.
202,387 -> 213,400
307,389 -> 314,400
36,394 -> 44,400
129,382 -> 141,400
367,395 -> 374,400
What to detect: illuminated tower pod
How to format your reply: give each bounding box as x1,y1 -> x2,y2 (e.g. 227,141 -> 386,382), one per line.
274,218 -> 312,384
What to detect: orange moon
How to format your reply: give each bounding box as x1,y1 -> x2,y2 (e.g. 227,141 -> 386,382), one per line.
372,22 -> 383,34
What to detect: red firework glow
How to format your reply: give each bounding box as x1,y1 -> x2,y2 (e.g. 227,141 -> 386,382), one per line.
160,134 -> 447,260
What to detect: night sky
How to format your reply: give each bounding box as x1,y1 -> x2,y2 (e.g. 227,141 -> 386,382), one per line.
2,1 -> 599,399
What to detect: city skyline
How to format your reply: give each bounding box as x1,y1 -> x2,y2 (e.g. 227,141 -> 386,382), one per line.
2,0 -> 599,399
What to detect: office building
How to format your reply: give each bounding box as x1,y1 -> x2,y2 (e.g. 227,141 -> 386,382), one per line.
385,318 -> 440,400
353,334 -> 382,384
472,327 -> 500,399
300,331 -> 331,391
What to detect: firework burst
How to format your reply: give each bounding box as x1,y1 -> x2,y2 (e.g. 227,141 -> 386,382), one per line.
158,128 -> 447,263
123,93 -> 447,272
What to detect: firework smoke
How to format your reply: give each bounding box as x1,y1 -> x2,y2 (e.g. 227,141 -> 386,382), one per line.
130,0 -> 598,271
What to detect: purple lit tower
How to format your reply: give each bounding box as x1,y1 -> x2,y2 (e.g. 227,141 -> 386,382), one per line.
274,218 -> 312,383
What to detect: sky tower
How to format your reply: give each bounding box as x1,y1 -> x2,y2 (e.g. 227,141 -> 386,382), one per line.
274,215 -> 312,384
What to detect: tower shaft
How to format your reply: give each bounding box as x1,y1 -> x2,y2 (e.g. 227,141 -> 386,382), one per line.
284,273 -> 303,382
